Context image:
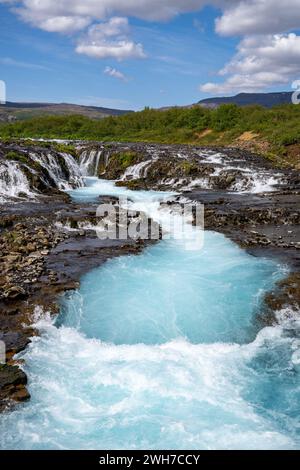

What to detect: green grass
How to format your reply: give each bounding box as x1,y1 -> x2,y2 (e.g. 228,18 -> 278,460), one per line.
5,149 -> 42,171
1,104 -> 300,167
21,139 -> 77,157
5,150 -> 28,164
103,151 -> 141,178
116,151 -> 140,169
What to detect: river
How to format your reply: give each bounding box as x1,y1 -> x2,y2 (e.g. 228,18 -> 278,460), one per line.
0,177 -> 299,450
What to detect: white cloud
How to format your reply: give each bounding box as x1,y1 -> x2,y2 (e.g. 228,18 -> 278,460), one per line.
201,73 -> 285,95
200,1 -> 300,94
3,1 -> 299,35
216,0 -> 300,36
200,33 -> 300,94
6,1 -> 92,33
76,17 -> 146,60
37,16 -> 91,34
3,1 -> 212,27
87,16 -> 129,38
104,66 -> 128,81
77,41 -> 145,61
2,1 -> 300,91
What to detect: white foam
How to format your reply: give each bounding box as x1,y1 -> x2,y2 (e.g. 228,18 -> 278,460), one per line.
79,149 -> 103,177
121,160 -> 153,180
0,321 -> 298,450
0,160 -> 35,202
29,152 -> 83,190
247,174 -> 280,193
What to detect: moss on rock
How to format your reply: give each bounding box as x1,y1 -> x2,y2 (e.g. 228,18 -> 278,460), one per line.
104,151 -> 142,179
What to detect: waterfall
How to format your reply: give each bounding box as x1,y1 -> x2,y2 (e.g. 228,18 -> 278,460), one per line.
79,149 -> 103,176
0,150 -> 83,202
196,152 -> 282,193
29,152 -> 83,190
0,161 -> 34,201
60,153 -> 84,188
121,160 -> 153,180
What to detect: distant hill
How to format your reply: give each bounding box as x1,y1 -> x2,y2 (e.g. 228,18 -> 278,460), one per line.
0,101 -> 133,122
0,92 -> 294,124
198,92 -> 293,109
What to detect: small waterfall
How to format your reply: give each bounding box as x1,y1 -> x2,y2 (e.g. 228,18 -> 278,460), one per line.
60,153 -> 84,188
29,152 -> 83,190
79,149 -> 103,176
0,161 -> 34,201
121,160 -> 153,180
197,151 -> 283,193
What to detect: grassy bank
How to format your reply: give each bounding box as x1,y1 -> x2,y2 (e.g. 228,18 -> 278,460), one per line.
1,104 -> 300,168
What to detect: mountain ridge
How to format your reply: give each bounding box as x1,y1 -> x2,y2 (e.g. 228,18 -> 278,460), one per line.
0,101 -> 133,122
0,92 -> 295,123
198,91 -> 293,108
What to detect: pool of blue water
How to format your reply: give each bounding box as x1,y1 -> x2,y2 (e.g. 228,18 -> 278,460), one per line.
0,178 -> 299,450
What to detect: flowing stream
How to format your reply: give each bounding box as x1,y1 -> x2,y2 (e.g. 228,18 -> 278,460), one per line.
0,177 -> 299,450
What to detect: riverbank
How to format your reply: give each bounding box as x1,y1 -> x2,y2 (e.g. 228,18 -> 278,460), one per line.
0,193 -> 156,409
1,104 -> 300,169
110,142 -> 300,324
0,140 -> 299,414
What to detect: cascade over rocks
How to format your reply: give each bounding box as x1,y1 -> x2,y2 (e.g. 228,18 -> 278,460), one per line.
78,142 -> 294,193
0,139 -> 299,411
0,141 -> 83,201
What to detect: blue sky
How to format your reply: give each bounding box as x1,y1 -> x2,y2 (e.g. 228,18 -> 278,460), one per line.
0,1 -> 299,110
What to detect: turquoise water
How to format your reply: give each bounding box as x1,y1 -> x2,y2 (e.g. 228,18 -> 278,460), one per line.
59,235 -> 280,346
0,178 -> 299,450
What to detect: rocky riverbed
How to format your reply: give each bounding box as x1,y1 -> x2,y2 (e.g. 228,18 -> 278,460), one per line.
0,193 -> 156,409
0,140 -> 299,411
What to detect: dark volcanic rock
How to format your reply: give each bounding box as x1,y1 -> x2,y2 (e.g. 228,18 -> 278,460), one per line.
0,364 -> 30,411
185,190 -> 300,257
209,170 -> 245,190
265,273 -> 300,312
103,150 -> 143,179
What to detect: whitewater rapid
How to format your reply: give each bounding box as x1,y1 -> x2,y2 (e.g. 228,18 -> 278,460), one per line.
0,178 -> 299,450
0,161 -> 34,202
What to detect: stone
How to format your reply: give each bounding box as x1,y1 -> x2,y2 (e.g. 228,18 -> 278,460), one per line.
4,286 -> 26,299
28,251 -> 43,259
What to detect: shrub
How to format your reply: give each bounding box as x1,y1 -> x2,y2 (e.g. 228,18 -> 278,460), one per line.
5,150 -> 28,164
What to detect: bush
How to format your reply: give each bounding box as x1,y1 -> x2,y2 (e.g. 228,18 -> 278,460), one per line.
211,104 -> 242,131
1,103 -> 300,168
